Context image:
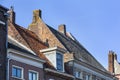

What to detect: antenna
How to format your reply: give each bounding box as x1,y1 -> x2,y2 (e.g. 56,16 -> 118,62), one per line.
10,6 -> 14,11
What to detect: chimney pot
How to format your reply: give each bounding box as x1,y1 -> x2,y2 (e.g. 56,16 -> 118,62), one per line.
8,6 -> 15,24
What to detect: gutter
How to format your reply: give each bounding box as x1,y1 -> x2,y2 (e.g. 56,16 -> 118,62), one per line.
45,68 -> 75,79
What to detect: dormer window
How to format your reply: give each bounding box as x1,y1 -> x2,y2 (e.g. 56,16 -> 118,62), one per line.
40,47 -> 66,72
56,53 -> 63,71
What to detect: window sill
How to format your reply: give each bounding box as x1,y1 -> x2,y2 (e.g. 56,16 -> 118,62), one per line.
11,76 -> 24,80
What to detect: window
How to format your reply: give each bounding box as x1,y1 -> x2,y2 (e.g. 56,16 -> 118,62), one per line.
12,66 -> 22,79
75,71 -> 81,78
56,53 -> 63,71
86,74 -> 90,80
29,70 -> 38,80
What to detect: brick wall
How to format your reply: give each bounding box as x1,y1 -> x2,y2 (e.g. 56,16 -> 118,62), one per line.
28,10 -> 65,49
108,51 -> 115,73
0,6 -> 8,79
9,59 -> 44,80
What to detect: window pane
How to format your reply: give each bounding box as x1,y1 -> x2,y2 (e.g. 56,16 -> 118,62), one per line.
29,72 -> 32,80
29,71 -> 37,80
12,67 -> 17,76
33,73 -> 37,80
17,69 -> 21,78
56,53 -> 63,71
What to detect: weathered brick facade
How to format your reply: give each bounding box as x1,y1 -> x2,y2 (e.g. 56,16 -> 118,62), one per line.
28,10 -> 66,49
0,5 -> 8,80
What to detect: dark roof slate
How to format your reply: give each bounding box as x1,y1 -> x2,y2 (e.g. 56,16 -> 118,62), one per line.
47,25 -> 106,71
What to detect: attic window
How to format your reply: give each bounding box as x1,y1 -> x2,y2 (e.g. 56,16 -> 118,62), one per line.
56,53 -> 63,71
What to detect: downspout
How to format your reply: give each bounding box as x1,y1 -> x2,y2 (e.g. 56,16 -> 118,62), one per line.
72,60 -> 75,80
43,63 -> 46,80
73,53 -> 75,80
4,11 -> 9,80
6,58 -> 10,80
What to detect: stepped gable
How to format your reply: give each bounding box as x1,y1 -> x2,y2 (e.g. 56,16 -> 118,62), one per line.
47,25 -> 107,71
8,21 -> 55,69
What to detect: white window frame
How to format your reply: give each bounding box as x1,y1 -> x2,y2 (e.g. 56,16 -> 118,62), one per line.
12,65 -> 23,79
28,70 -> 39,80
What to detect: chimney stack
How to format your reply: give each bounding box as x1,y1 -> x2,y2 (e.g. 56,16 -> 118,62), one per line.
8,6 -> 15,24
108,51 -> 117,73
58,24 -> 66,35
32,9 -> 42,23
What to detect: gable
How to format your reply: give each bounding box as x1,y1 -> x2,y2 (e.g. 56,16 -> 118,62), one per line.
28,10 -> 66,49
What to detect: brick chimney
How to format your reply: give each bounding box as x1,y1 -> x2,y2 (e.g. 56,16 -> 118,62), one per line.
108,51 -> 117,73
58,24 -> 66,35
32,9 -> 41,23
8,6 -> 15,24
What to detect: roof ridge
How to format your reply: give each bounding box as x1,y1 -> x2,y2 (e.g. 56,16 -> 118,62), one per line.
14,23 -> 47,47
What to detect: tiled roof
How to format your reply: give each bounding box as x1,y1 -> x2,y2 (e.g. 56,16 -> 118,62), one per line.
8,41 -> 35,56
47,25 -> 107,71
8,21 -> 55,69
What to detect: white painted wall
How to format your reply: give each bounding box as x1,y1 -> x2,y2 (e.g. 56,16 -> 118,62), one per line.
44,51 -> 57,68
114,59 -> 120,74
7,49 -> 45,68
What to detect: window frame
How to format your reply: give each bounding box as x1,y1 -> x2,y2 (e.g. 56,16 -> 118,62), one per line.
28,70 -> 39,80
56,52 -> 63,71
12,65 -> 23,79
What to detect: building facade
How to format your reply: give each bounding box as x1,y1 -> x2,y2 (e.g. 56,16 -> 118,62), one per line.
7,7 -> 74,80
0,5 -> 8,79
0,5 -> 117,80
7,36 -> 46,80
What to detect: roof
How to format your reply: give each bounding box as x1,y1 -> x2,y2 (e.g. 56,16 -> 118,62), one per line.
0,5 -> 8,11
8,38 -> 46,64
8,35 -> 36,55
47,25 -> 107,71
8,21 -> 55,69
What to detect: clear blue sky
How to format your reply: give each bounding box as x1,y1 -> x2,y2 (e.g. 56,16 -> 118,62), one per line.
1,0 -> 120,68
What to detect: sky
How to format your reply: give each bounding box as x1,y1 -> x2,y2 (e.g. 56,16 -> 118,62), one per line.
1,0 -> 120,68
